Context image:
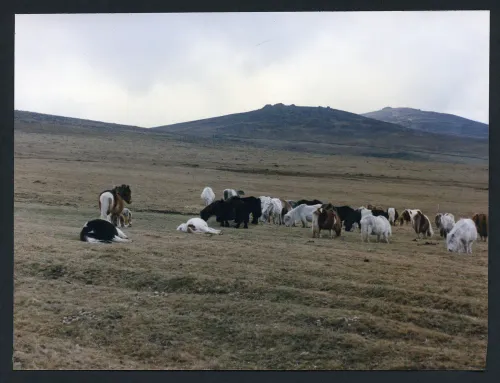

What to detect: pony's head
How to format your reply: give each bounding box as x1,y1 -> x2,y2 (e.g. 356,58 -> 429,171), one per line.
116,184 -> 132,204
201,200 -> 222,222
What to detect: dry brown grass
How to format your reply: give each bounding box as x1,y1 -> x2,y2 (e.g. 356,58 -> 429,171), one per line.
14,125 -> 488,370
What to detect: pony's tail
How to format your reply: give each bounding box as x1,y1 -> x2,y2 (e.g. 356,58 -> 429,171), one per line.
428,224 -> 434,237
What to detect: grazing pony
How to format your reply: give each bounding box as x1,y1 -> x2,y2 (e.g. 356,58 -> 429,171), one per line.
412,211 -> 434,239
80,219 -> 130,244
259,196 -> 273,223
239,196 -> 262,224
472,213 -> 488,241
333,205 -> 356,223
284,203 -> 322,228
280,199 -> 293,225
99,184 -> 132,226
119,207 -> 133,228
201,186 -> 216,206
269,198 -> 283,224
344,207 -> 373,232
387,208 -> 399,226
312,207 -> 342,238
223,189 -> 245,200
260,197 -> 282,224
177,217 -> 222,235
446,218 -> 478,254
200,197 -> 252,229
321,204 -> 355,224
435,213 -> 455,238
360,215 -> 392,243
399,209 -> 420,225
259,195 -> 271,222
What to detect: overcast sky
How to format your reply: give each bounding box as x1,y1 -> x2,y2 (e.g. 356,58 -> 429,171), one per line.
15,11 -> 489,127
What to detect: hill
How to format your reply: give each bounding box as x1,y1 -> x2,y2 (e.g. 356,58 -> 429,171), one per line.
361,107 -> 488,139
151,103 -> 488,164
14,106 -> 489,165
14,110 -> 146,133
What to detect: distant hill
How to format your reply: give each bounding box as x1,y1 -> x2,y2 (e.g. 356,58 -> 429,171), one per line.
361,107 -> 488,139
14,106 -> 489,164
14,110 -> 146,133
152,103 -> 488,163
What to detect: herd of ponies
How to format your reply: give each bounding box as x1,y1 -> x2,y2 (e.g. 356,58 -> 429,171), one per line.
79,185 -> 488,255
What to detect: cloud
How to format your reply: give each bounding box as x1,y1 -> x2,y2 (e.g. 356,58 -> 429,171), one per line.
14,11 -> 489,127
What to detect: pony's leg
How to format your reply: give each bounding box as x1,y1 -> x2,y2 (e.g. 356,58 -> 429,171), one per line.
112,235 -> 131,243
244,215 -> 249,229
377,234 -> 380,243
115,227 -> 128,239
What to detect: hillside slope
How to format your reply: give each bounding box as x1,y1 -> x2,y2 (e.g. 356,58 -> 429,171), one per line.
362,107 -> 488,139
14,110 -> 146,133
152,104 -> 488,163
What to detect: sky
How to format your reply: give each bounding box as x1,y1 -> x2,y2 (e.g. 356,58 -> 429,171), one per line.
15,11 -> 489,127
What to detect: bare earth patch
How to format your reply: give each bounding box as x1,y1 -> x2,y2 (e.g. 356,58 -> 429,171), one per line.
14,126 -> 488,370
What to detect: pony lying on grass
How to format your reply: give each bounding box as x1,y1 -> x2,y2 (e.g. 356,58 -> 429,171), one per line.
80,219 -> 130,244
177,218 -> 222,235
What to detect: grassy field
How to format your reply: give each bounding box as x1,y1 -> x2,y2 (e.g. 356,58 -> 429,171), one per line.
13,123 -> 488,370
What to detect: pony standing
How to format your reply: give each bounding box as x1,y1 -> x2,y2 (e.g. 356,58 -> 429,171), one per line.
99,184 -> 132,226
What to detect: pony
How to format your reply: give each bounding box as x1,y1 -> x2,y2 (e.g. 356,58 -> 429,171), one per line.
99,184 -> 132,226
201,186 -> 216,206
177,217 -> 222,235
472,213 -> 488,241
387,208 -> 399,226
360,215 -> 392,243
80,219 -> 130,244
446,218 -> 478,254
119,207 -> 133,228
200,197 -> 251,229
435,213 -> 455,238
283,203 -> 322,228
312,207 -> 342,238
412,211 -> 434,239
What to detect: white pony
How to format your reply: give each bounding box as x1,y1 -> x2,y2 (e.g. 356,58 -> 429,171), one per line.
176,218 -> 222,235
270,198 -> 283,225
446,218 -> 477,254
259,196 -> 273,223
360,215 -> 392,243
435,213 -> 455,238
387,208 -> 396,225
283,204 -> 322,228
201,187 -> 216,206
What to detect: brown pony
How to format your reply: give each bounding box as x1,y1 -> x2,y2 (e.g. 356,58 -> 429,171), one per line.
312,207 -> 342,238
472,213 -> 488,241
399,209 -> 412,225
99,184 -> 132,226
412,211 -> 434,239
